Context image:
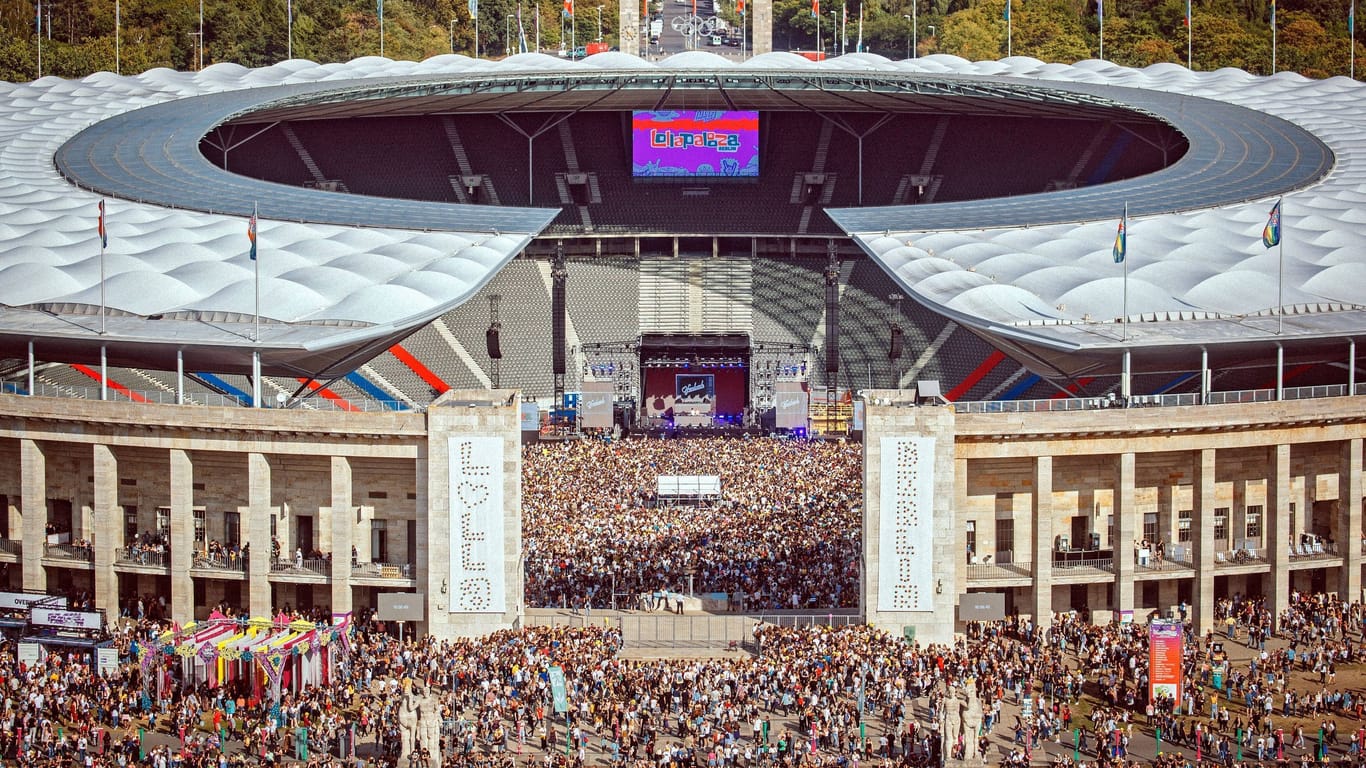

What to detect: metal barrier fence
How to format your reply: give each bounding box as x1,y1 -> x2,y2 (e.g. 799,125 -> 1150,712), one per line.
953,382 -> 1366,414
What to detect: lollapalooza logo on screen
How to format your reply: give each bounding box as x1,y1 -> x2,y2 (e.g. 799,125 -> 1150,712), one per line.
632,110 -> 759,178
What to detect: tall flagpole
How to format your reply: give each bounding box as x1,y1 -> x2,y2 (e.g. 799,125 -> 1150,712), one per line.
1186,0 -> 1192,69
1098,0 -> 1104,60
1351,0 -> 1356,80
99,200 -> 107,335
115,0 -> 121,74
254,202 -> 261,343
1277,197 -> 1285,335
1271,0 -> 1277,73
1122,202 -> 1129,342
288,0 -> 293,59
379,0 -> 386,56
37,0 -> 42,79
1005,0 -> 1012,57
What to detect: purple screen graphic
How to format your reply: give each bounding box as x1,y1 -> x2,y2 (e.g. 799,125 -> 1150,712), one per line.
632,110 -> 759,177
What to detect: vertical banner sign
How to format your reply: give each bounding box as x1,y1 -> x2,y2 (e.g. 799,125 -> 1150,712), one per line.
548,665 -> 569,713
878,437 -> 935,611
448,436 -> 505,612
1149,621 -> 1184,705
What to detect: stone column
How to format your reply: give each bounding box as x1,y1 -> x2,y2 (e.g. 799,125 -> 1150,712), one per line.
170,449 -> 194,623
1113,452 -> 1136,613
1341,438 -> 1362,602
20,439 -> 46,593
752,0 -> 772,54
248,453 -> 273,618
1032,456 -> 1053,627
1267,444 -> 1292,624
92,444 -> 119,618
1193,448 -> 1217,634
330,456 -> 354,617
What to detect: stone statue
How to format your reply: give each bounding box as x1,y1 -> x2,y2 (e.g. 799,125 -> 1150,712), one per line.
397,686 -> 421,759
940,687 -> 962,758
417,688 -> 444,765
961,687 -> 984,761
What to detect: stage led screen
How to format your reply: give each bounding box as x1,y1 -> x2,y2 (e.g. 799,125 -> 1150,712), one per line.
632,110 -> 759,177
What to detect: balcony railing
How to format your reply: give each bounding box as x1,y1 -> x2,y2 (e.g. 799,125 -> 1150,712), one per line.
1288,541 -> 1338,559
193,551 -> 247,572
352,561 -> 414,579
953,382 -> 1366,414
117,547 -> 169,568
271,557 -> 331,577
1214,549 -> 1268,567
1051,557 -> 1114,572
24,382 -> 414,412
966,561 -> 1032,580
44,542 -> 94,562
0,539 -> 21,556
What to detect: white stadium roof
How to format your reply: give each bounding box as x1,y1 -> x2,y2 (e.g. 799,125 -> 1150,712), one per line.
0,52 -> 1362,379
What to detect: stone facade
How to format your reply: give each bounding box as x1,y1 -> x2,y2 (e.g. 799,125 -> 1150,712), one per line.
2,388 -> 1364,640
865,392 -> 1366,637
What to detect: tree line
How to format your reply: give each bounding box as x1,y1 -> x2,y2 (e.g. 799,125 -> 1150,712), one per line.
0,0 -> 1359,81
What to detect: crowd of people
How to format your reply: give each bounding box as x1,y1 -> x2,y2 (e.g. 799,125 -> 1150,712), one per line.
521,437 -> 863,610
1,589 -> 1366,767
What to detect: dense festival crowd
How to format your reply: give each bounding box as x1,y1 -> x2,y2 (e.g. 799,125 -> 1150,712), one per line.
1,585 -> 1363,767
520,437 -> 863,610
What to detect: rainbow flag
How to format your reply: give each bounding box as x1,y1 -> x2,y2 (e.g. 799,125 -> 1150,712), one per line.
1262,200 -> 1281,248
97,199 -> 107,249
1112,213 -> 1127,263
248,213 -> 258,260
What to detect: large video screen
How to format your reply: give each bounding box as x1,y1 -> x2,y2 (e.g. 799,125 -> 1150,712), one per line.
632,110 -> 759,178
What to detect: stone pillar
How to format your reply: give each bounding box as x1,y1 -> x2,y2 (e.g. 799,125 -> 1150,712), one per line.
169,449 -> 194,623
330,456 -> 354,617
1032,456 -> 1053,627
20,439 -> 46,593
248,453 -> 273,618
752,0 -> 772,54
860,391 -> 956,644
92,444 -> 119,618
618,0 -> 640,56
1113,452 -> 1136,613
1267,444 -> 1292,624
1193,448 -> 1217,635
1341,438 -> 1362,602
424,390 -> 523,639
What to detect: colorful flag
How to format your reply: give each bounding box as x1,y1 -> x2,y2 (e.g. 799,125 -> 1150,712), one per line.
469,0 -> 478,18
1113,213 -> 1127,263
97,199 -> 107,249
1269,0 -> 1275,26
248,213 -> 258,261
1098,0 -> 1104,20
737,0 -> 744,13
1350,0 -> 1355,32
563,0 -> 572,16
1262,200 -> 1281,248
1184,0 -> 1191,26
1003,0 -> 1010,20
37,0 -> 41,32
812,0 -> 819,18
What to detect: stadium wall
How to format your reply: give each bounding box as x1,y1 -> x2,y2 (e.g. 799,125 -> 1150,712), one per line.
1,391 -> 1364,642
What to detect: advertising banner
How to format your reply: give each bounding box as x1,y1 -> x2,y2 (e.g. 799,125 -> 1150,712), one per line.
775,390 -> 808,430
31,606 -> 103,631
877,437 -> 936,612
377,593 -> 425,622
519,402 -> 540,432
1149,621 -> 1183,705
580,382 -> 614,430
0,592 -> 65,611
548,665 -> 569,713
448,436 -> 505,613
96,647 -> 119,676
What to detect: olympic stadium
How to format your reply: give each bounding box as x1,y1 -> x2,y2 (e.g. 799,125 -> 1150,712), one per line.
0,52 -> 1360,416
